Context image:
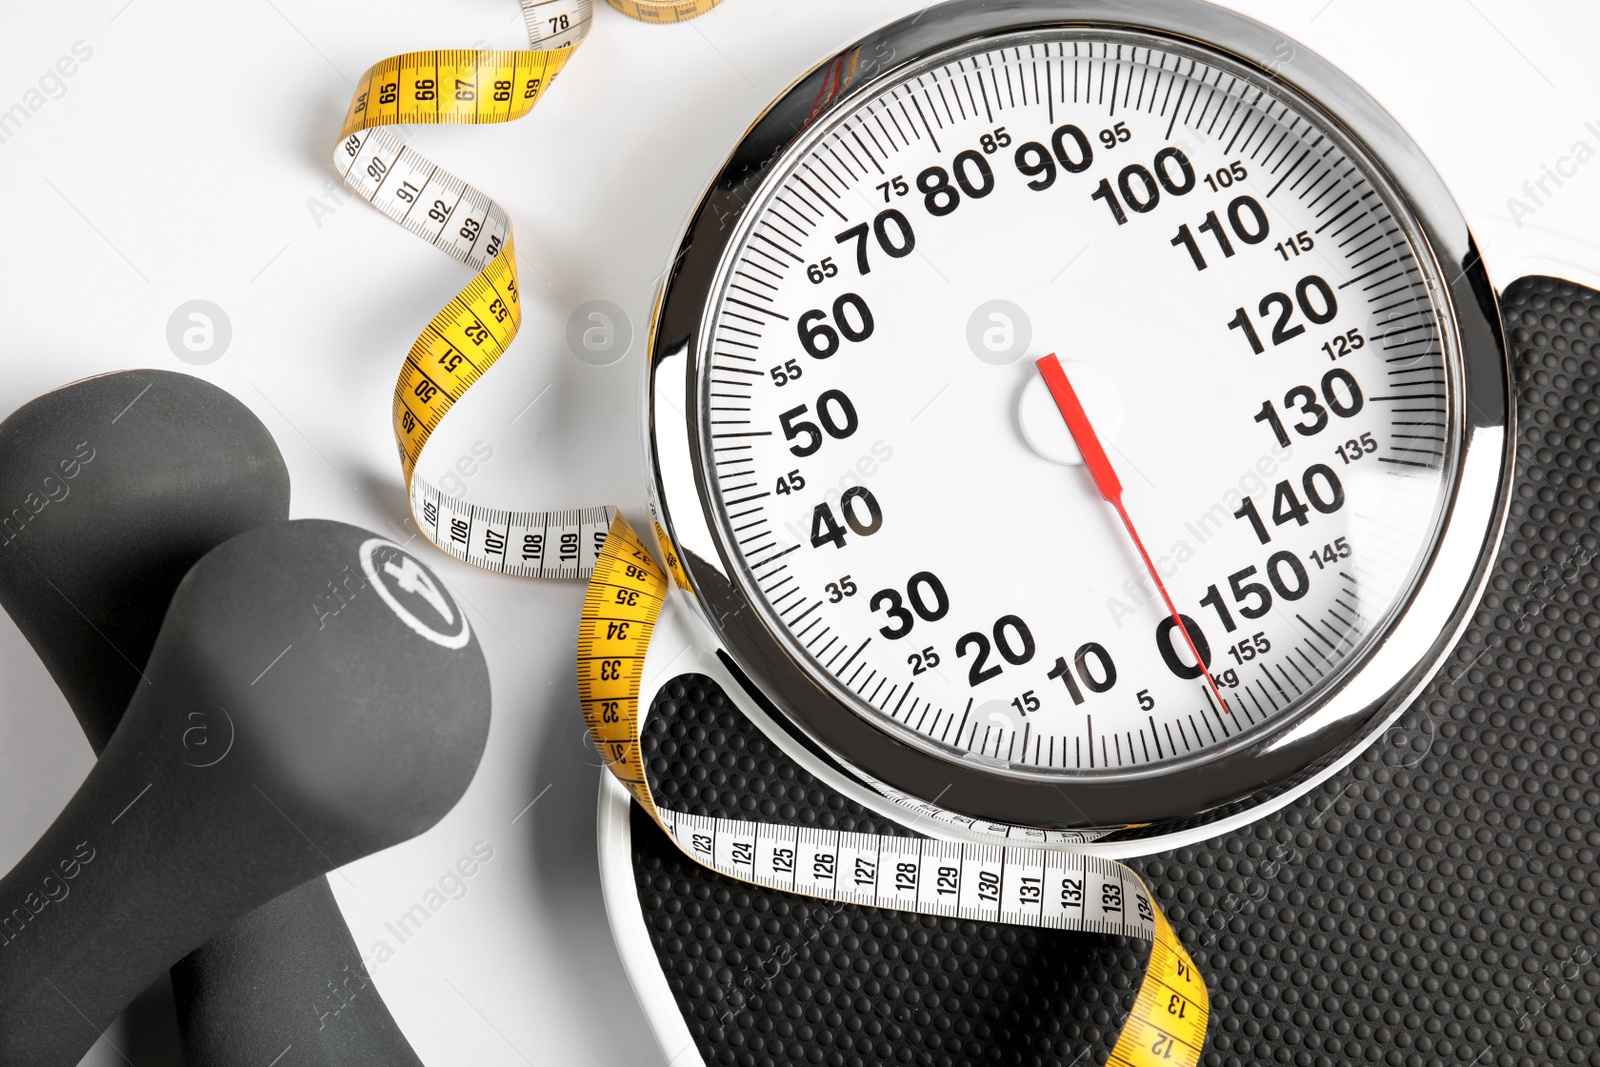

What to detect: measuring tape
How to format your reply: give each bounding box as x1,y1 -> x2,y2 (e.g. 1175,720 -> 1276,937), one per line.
336,2 -> 1210,1060
580,516 -> 1209,1066
334,0 -> 723,580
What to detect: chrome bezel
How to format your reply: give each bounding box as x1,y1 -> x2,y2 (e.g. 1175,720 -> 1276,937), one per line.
645,0 -> 1512,834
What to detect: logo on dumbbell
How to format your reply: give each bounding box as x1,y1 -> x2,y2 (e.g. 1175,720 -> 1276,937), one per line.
359,539 -> 471,649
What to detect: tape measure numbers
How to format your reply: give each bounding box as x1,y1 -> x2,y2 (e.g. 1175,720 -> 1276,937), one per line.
334,0 -> 723,580
579,516 -> 1210,1066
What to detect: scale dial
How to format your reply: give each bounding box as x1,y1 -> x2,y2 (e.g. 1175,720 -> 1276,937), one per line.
651,1 -> 1510,832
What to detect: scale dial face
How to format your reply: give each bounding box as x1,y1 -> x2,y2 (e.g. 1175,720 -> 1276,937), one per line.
698,32 -> 1453,774
655,7 -> 1508,829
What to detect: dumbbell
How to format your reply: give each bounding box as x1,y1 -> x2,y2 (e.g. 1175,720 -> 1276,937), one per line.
0,372 -> 468,1065
0,516 -> 490,1066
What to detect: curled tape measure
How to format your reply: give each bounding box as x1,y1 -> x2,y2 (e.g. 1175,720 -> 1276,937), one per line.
579,516 -> 1209,1066
334,0 -> 724,580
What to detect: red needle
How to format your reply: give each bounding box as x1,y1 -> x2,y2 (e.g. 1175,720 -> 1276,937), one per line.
1034,354 -> 1230,715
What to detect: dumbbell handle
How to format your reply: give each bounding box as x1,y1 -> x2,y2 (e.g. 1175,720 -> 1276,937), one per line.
175,878 -> 426,1066
0,763 -> 424,1066
0,715 -> 317,1063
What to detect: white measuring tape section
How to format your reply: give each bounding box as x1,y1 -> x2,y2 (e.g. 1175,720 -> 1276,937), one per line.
332,0 -> 662,581
659,809 -> 1158,936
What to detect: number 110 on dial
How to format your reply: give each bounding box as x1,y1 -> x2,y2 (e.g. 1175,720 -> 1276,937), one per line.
695,31 -> 1455,775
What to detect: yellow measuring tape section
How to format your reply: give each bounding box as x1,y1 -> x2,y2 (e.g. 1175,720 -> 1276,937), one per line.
334,0 -> 723,579
580,515 -> 1210,1066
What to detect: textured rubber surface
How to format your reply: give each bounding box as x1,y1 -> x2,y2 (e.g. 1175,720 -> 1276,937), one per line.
630,276 -> 1600,1066
632,687 -> 1145,1066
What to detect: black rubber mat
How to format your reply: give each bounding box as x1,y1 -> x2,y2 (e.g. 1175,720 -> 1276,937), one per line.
630,276 -> 1600,1066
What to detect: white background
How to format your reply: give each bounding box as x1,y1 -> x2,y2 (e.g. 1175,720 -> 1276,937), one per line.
1,1 -> 1598,1064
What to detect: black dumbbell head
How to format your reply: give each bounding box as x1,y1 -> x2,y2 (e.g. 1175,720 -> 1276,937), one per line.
138,518 -> 493,849
0,368 -> 290,752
